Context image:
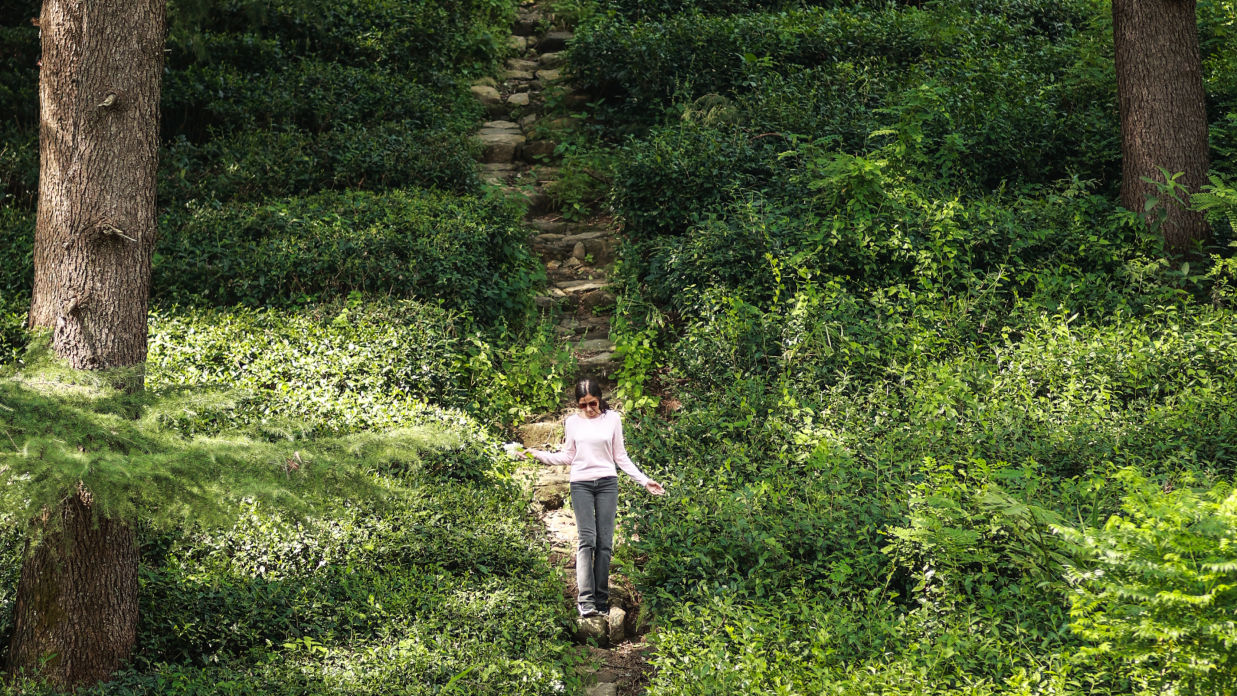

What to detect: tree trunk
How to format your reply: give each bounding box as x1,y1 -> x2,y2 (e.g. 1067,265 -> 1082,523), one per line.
27,0 -> 165,379
9,0 -> 165,687
6,492 -> 140,689
1113,0 -> 1210,254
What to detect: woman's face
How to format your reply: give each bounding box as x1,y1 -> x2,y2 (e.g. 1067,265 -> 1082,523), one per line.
578,395 -> 601,419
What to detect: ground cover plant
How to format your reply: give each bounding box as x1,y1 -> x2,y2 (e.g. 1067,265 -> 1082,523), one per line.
557,0 -> 1237,693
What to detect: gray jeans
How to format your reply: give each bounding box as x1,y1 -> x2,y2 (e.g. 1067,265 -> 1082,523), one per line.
570,476 -> 617,610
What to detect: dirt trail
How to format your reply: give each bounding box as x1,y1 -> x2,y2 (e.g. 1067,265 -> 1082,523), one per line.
470,2 -> 656,694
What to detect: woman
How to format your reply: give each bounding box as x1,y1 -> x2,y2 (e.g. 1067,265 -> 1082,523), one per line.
518,377 -> 664,618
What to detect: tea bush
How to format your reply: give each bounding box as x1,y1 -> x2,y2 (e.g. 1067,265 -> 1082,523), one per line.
159,124 -> 480,204
146,299 -> 570,433
154,189 -> 540,323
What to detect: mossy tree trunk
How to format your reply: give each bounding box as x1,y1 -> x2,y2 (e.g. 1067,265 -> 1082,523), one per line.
1113,0 -> 1210,254
6,492 -> 141,688
8,0 -> 165,688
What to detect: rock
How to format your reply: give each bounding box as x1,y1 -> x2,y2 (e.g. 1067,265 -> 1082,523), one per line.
564,257 -> 582,269
579,288 -> 616,312
575,615 -> 609,647
507,58 -> 539,72
538,31 -> 573,53
557,280 -> 608,294
473,131 -> 525,164
507,92 -> 531,107
536,69 -> 563,83
585,684 -> 617,696
503,69 -> 535,81
539,52 -> 564,69
469,85 -> 501,105
482,120 -> 521,131
519,113 -> 539,130
577,338 -> 614,353
530,220 -> 568,235
546,259 -> 562,270
472,76 -> 498,88
519,139 -> 558,162
533,481 -> 570,510
572,241 -> 587,261
508,35 -> 527,53
514,14 -> 542,36
518,421 -> 563,448
607,607 -> 627,644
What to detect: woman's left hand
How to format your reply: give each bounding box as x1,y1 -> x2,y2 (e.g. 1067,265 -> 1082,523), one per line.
644,480 -> 665,496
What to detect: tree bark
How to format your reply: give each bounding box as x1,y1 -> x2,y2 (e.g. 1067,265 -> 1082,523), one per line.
1113,0 -> 1210,254
6,492 -> 140,689
27,0 -> 165,379
9,0 -> 165,687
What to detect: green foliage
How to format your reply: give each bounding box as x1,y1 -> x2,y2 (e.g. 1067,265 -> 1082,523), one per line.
154,190 -> 540,324
0,343 -> 427,535
146,299 -> 570,432
1058,469 -> 1237,695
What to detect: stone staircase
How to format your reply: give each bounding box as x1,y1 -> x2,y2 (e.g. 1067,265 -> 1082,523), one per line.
470,3 -> 652,695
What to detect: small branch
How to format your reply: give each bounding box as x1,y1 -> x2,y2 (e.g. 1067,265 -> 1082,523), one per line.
99,223 -> 138,242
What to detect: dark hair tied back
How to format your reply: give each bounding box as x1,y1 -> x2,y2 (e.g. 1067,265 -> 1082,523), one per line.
574,377 -> 609,413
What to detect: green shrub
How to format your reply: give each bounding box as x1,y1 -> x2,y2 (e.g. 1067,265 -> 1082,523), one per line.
1058,469 -> 1237,695
569,7 -> 929,123
161,61 -> 474,141
160,124 -> 480,204
153,189 -> 540,323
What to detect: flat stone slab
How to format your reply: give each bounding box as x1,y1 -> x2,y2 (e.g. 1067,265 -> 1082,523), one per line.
469,85 -> 501,105
538,31 -> 573,53
539,52 -> 564,69
519,420 -> 563,448
530,220 -> 568,234
577,338 -> 614,353
482,120 -> 521,131
508,58 -> 539,72
473,131 -> 525,163
555,280 -> 608,294
585,684 -> 617,696
579,351 -> 616,365
536,69 -> 563,83
507,92 -> 531,107
503,69 -> 535,81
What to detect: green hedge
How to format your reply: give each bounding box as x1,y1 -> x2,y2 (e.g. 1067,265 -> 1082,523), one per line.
160,125 -> 480,204
154,189 -> 540,323
161,61 -> 474,141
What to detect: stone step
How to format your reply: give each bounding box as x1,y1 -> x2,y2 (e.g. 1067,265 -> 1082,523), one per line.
578,351 -> 619,377
474,131 -> 526,163
555,279 -> 608,294
507,58 -> 539,72
537,31 -> 573,53
538,52 -> 565,69
576,338 -> 615,353
556,315 -> 610,340
519,139 -> 558,163
519,420 -> 564,448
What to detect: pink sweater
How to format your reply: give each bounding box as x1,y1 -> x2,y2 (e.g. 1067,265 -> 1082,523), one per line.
531,410 -> 651,486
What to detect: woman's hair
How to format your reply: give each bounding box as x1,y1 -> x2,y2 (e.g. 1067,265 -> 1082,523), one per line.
574,377 -> 610,413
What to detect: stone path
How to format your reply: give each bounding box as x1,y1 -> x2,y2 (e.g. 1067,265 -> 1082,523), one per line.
471,3 -> 653,694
